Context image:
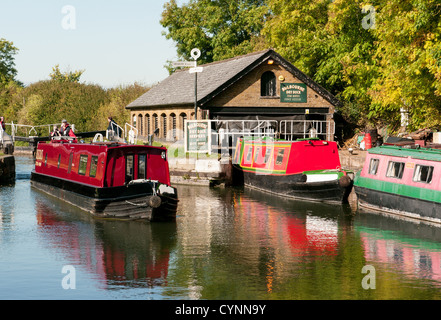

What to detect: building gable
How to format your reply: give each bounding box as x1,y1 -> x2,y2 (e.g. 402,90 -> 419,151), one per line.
126,49 -> 340,111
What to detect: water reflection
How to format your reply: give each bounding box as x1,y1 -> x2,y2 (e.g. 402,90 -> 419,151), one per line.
167,186 -> 359,299
355,210 -> 441,289
2,156 -> 441,299
35,195 -> 176,290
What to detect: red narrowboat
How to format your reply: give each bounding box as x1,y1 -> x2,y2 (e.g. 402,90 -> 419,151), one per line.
30,138 -> 178,221
233,137 -> 353,204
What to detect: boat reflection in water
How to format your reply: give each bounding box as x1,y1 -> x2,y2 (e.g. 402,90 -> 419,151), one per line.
240,188 -> 354,257
355,210 -> 441,288
35,195 -> 176,290
29,177 -> 441,299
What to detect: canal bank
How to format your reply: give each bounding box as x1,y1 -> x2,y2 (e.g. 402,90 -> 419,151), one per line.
169,150 -> 366,186
0,155 -> 15,184
8,146 -> 367,186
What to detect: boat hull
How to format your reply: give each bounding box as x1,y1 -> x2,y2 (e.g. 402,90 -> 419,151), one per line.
243,171 -> 353,204
354,185 -> 441,224
31,171 -> 178,221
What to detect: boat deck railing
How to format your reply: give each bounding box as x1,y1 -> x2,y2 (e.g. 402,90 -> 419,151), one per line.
106,122 -> 138,144
279,120 -> 335,141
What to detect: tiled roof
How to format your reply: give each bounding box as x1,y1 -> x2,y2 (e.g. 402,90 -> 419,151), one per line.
126,49 -> 340,109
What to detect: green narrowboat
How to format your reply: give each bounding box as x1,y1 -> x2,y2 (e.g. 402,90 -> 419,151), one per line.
354,145 -> 441,224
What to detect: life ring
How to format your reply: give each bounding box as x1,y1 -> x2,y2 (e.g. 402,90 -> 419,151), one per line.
148,195 -> 162,208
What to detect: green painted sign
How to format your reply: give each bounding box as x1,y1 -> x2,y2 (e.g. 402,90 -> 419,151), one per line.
280,83 -> 307,103
185,120 -> 211,154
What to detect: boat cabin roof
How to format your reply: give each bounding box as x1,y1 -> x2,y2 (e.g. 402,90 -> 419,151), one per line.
235,137 -> 341,175
34,140 -> 171,188
369,145 -> 441,162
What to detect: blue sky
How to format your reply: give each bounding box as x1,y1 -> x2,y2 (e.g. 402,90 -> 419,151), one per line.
0,1 -> 184,88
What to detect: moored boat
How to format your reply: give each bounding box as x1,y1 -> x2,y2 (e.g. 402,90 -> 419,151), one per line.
354,145 -> 441,224
233,137 -> 353,204
30,137 -> 178,221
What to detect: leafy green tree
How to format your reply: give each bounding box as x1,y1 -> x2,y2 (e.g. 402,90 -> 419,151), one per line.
369,0 -> 441,130
263,0 -> 378,127
94,83 -> 150,130
0,38 -> 19,85
19,80 -> 108,132
161,0 -> 269,67
49,64 -> 85,83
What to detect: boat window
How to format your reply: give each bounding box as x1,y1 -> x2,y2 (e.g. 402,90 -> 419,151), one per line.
89,156 -> 98,178
386,161 -> 405,179
264,148 -> 272,163
57,154 -> 61,169
138,154 -> 146,179
126,155 -> 134,183
245,147 -> 253,164
78,155 -> 88,175
254,147 -> 261,163
368,158 -> 379,175
276,149 -> 285,165
413,165 -> 433,184
67,152 -> 73,174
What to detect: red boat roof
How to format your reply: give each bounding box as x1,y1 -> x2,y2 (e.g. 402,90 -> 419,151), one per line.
234,138 -> 342,175
34,140 -> 171,187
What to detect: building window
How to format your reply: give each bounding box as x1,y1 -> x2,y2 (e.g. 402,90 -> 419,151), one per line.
386,161 -> 405,179
145,114 -> 150,136
261,71 -> 276,97
161,113 -> 167,139
171,113 -> 177,140
413,165 -> 433,183
180,113 -> 187,139
153,114 -> 158,132
138,114 -> 143,136
368,158 -> 379,175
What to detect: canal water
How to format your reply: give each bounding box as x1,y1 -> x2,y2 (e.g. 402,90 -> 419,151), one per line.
1,156 -> 441,300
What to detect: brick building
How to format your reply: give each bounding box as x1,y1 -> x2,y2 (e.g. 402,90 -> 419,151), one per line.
126,49 -> 340,141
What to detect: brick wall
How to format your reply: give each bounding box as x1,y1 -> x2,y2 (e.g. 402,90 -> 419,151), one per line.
208,64 -> 335,112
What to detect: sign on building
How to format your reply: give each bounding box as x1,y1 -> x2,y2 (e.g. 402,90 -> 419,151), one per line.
184,120 -> 211,154
280,83 -> 307,103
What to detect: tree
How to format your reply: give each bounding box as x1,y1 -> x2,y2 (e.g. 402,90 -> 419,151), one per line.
161,0 -> 269,66
49,64 -> 85,83
369,0 -> 441,130
19,80 -> 108,132
94,83 -> 150,130
263,0 -> 378,127
0,38 -> 19,85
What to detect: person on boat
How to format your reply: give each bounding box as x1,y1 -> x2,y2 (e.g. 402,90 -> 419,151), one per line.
60,119 -> 77,140
107,116 -> 121,138
0,117 -> 6,131
51,125 -> 61,138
